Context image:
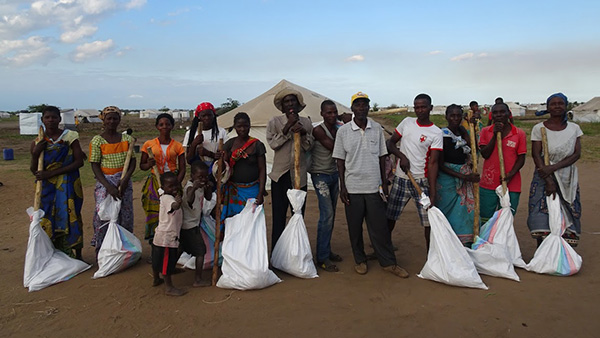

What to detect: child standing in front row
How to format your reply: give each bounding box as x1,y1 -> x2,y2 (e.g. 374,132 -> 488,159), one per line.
180,160 -> 213,287
152,172 -> 186,296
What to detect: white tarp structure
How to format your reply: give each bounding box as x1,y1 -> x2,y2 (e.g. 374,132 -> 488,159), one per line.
74,109 -> 101,123
217,79 -> 351,166
431,105 -> 447,115
506,102 -> 526,117
59,110 -> 76,129
19,113 -> 42,135
171,110 -> 191,121
0,112 -> 10,118
140,109 -> 160,119
572,97 -> 600,123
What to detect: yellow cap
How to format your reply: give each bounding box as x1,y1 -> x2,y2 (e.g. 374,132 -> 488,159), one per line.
351,91 -> 370,105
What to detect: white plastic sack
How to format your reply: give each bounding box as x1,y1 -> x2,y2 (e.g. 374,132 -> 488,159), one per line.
417,194 -> 488,289
23,208 -> 91,292
271,189 -> 318,279
93,197 -> 142,279
217,200 -> 281,290
485,186 -> 526,268
526,194 -> 582,276
467,242 -> 519,281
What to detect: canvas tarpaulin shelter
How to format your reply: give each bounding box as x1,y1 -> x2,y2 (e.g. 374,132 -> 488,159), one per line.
217,79 -> 351,166
19,113 -> 42,135
573,97 -> 600,123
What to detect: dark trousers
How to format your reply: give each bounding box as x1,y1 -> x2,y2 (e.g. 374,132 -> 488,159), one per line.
345,193 -> 396,267
271,171 -> 307,250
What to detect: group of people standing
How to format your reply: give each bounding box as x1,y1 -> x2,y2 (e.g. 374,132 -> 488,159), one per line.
30,88 -> 583,290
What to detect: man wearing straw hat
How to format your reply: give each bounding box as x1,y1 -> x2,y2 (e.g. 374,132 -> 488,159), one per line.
479,103 -> 526,220
266,88 -> 313,250
333,91 -> 409,278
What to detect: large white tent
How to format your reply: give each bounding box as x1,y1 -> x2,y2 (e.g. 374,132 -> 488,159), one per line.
573,97 -> 600,122
19,113 -> 42,135
217,79 -> 351,165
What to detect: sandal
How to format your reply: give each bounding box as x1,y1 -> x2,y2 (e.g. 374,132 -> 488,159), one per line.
317,260 -> 339,272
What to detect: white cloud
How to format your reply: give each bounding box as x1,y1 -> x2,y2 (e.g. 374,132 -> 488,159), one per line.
450,52 -> 489,62
116,46 -> 132,56
125,0 -> 147,10
0,35 -> 56,66
168,7 -> 190,16
71,39 -> 114,62
60,24 -> 97,43
129,94 -> 143,98
428,50 -> 442,55
345,54 -> 365,62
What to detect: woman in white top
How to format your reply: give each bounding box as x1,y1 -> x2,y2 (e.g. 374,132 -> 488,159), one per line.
527,93 -> 583,247
183,102 -> 227,171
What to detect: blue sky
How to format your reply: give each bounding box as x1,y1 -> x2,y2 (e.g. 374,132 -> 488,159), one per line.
1,0 -> 599,111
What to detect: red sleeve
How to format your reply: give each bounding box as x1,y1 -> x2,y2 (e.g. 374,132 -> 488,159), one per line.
479,127 -> 491,146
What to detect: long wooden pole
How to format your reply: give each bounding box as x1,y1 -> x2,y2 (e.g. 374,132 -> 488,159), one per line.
146,146 -> 160,179
406,171 -> 423,196
293,132 -> 301,190
468,112 -> 480,239
33,126 -> 45,211
121,139 -> 135,183
196,122 -> 203,160
496,132 -> 508,195
541,127 -> 550,166
211,138 -> 224,286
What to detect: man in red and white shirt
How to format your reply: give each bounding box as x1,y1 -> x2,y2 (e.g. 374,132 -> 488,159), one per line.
386,93 -> 443,250
479,102 -> 526,219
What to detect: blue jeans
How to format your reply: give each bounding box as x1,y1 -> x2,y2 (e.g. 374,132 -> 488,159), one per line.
311,172 -> 339,262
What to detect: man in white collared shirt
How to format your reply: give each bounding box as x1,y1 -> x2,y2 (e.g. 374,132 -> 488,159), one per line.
332,92 -> 408,278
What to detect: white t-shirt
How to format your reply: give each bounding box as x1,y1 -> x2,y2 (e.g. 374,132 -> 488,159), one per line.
394,117 -> 443,179
182,127 -> 228,154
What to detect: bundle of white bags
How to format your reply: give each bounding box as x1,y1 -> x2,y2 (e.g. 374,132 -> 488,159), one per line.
271,189 -> 318,279
416,194 -> 488,290
217,200 -> 281,290
23,208 -> 91,292
526,194 -> 582,276
93,196 -> 142,279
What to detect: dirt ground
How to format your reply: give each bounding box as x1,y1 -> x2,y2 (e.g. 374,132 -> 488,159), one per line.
0,118 -> 599,338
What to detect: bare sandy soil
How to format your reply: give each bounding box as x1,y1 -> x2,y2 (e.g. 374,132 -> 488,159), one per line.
0,118 -> 599,338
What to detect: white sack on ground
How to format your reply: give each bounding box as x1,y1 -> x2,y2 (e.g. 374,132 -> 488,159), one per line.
93,197 -> 142,279
217,200 -> 281,290
486,186 -> 526,268
271,189 -> 318,279
24,208 -> 91,292
526,194 -> 582,276
417,194 -> 488,290
467,241 -> 519,281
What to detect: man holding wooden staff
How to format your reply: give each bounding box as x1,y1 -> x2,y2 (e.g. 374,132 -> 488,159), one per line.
479,103 -> 527,221
266,88 -> 313,250
333,92 -> 408,278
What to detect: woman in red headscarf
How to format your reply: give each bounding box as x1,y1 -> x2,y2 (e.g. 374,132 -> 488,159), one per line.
183,102 -> 228,169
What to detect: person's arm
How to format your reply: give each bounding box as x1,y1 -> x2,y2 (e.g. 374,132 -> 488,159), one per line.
313,125 -> 335,151
299,121 -> 313,151
505,154 -> 525,184
176,153 -> 186,183
91,162 -> 120,199
267,118 -> 292,151
538,137 -> 581,178
427,149 -> 440,204
379,156 -> 389,197
170,194 -> 182,213
139,150 -> 155,171
187,132 -> 204,164
386,132 -> 409,173
32,139 -> 85,180
480,124 -> 502,159
531,140 -> 557,196
185,184 -> 196,208
336,159 -> 349,205
256,154 -> 267,205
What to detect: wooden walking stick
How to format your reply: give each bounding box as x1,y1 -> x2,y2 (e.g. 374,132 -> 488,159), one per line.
121,139 -> 135,184
496,132 -> 508,195
211,138 -> 224,286
406,171 -> 423,196
468,112 -> 480,239
146,146 -> 160,179
541,127 -> 550,166
293,131 -> 301,190
195,121 -> 203,160
33,126 -> 45,211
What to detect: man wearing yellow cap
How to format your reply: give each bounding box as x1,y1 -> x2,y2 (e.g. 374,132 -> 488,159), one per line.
332,92 -> 409,278
266,88 -> 313,250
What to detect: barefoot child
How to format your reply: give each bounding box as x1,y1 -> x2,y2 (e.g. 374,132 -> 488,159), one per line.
180,160 -> 213,287
152,172 -> 186,296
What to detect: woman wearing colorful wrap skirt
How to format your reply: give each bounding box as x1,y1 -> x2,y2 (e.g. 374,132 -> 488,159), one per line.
221,112 -> 267,226
30,105 -> 85,259
528,93 -> 583,247
436,104 -> 480,246
140,113 -> 186,260
89,106 -> 136,256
